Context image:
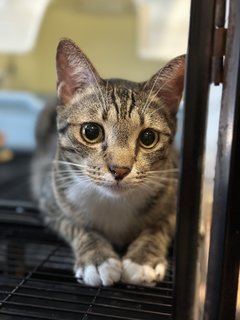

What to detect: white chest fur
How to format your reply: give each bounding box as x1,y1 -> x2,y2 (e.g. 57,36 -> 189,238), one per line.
65,179 -> 150,247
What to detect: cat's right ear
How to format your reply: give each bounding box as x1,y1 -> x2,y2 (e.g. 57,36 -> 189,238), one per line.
56,39 -> 102,105
143,55 -> 185,115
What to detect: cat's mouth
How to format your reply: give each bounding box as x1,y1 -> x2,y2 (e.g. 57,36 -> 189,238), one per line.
109,183 -> 125,190
102,181 -> 133,195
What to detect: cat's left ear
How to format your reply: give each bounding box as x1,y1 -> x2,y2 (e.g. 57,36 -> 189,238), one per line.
56,38 -> 103,105
145,55 -> 185,115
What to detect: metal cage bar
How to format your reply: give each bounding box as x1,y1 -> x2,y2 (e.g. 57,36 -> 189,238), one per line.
204,0 -> 240,318
172,0 -> 216,318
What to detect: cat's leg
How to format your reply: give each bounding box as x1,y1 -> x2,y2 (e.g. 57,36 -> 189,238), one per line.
121,226 -> 172,286
48,216 -> 122,286
72,229 -> 122,286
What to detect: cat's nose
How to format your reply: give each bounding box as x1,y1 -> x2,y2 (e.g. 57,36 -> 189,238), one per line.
108,165 -> 131,181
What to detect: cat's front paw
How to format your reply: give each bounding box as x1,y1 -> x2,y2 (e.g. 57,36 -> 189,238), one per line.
121,259 -> 166,286
75,258 -> 122,287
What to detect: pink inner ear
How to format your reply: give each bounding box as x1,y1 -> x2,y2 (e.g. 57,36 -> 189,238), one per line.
57,70 -> 77,105
56,48 -> 79,104
160,73 -> 185,115
56,39 -> 102,105
151,55 -> 185,115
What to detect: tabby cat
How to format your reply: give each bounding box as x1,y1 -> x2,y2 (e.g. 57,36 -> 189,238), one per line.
32,38 -> 185,287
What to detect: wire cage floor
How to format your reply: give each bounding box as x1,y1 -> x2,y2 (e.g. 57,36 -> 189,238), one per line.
0,154 -> 174,320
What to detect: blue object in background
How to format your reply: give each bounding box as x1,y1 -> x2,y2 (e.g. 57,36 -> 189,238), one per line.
0,91 -> 45,151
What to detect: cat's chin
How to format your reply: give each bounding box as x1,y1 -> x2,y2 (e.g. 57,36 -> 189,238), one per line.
97,182 -> 135,198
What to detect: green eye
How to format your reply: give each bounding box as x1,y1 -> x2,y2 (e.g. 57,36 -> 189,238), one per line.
139,129 -> 159,149
81,123 -> 103,143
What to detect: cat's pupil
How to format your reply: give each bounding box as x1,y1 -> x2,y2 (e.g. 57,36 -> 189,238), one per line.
81,123 -> 102,143
140,129 -> 158,148
85,124 -> 99,140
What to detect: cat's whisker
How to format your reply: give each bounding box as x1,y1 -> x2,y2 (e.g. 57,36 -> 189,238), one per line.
54,171 -> 85,178
54,175 -> 91,185
146,181 -> 166,188
142,177 -> 167,187
56,182 -> 72,188
55,170 -> 81,175
53,160 -> 88,168
105,79 -> 109,101
56,168 -> 108,186
56,169 -> 89,176
148,104 -> 165,118
142,77 -> 151,90
55,179 -> 91,190
146,171 -> 178,177
141,76 -> 176,115
138,175 -> 177,184
54,164 -> 101,174
134,179 -> 158,189
57,168 -> 100,177
54,160 -> 103,173
56,174 -> 91,182
141,70 -> 163,115
54,179 -> 76,187
137,183 -> 157,195
81,55 -> 108,113
54,175 -> 75,182
89,82 -> 106,112
146,175 -> 178,182
146,168 -> 179,174
144,175 -> 172,182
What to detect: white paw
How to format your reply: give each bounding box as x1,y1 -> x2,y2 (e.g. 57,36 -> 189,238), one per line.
75,258 -> 122,286
121,259 -> 166,286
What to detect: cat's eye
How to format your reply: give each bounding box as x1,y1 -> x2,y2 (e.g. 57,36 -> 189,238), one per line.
139,129 -> 159,149
81,123 -> 103,144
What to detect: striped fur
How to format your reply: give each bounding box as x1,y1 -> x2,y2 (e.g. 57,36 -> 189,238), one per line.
31,39 -> 185,286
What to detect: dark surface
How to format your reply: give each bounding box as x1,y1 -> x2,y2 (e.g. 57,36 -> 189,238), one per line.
0,154 -> 173,320
0,152 -> 33,202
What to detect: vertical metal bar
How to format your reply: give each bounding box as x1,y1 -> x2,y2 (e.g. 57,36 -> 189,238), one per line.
211,0 -> 226,84
204,0 -> 240,318
215,0 -> 226,26
172,0 -> 216,318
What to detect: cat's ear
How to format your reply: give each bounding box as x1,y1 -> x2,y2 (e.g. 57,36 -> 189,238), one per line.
56,38 -> 102,104
145,55 -> 185,115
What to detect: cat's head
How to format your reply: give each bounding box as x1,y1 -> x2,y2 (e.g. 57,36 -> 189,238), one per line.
55,38 -> 185,197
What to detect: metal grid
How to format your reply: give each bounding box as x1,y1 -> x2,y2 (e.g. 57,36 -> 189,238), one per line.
0,206 -> 173,320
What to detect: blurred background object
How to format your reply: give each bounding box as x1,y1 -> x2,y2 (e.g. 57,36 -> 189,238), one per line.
0,91 -> 44,151
0,131 -> 13,162
134,0 -> 190,59
0,0 -> 50,54
0,0 -> 189,93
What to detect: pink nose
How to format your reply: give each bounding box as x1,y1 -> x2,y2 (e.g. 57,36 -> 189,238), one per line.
108,165 -> 131,180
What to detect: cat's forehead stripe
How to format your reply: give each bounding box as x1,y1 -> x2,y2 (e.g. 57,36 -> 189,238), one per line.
125,89 -> 134,119
111,86 -> 120,120
106,84 -> 146,126
113,86 -> 125,119
128,90 -> 136,118
110,85 -> 133,120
